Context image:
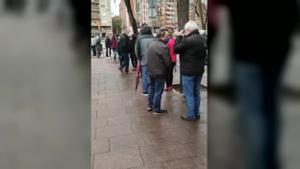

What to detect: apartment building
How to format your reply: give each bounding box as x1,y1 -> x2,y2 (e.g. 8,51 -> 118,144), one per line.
91,0 -> 101,34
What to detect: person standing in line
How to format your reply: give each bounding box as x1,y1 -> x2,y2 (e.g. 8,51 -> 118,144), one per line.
118,29 -> 130,73
95,34 -> 102,58
105,35 -> 111,57
110,34 -> 118,60
147,29 -> 172,115
129,34 -> 138,71
174,21 -> 206,121
165,31 -> 177,91
135,26 -> 155,96
91,35 -> 96,57
164,30 -> 171,44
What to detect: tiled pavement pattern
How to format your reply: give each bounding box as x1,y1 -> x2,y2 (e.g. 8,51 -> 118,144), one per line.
91,57 -> 207,169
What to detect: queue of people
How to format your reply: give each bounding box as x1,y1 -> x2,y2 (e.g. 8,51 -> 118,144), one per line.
136,20 -> 207,121
92,20 -> 206,121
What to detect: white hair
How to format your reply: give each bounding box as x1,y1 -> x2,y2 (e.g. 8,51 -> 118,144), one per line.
184,20 -> 199,31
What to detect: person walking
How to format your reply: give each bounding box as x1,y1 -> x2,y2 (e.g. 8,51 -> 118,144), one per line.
174,20 -> 207,121
105,35 -> 111,57
165,31 -> 177,91
147,29 -> 173,115
118,29 -> 130,73
110,34 -> 118,60
135,26 -> 155,96
129,34 -> 138,71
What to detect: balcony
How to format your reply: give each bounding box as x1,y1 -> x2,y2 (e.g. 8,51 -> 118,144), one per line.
91,1 -> 99,4
92,15 -> 100,19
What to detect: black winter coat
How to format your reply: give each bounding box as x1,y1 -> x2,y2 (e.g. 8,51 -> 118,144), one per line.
174,30 -> 206,76
147,39 -> 173,79
118,33 -> 130,54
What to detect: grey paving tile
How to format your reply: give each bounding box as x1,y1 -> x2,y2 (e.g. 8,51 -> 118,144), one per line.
94,148 -> 143,169
107,114 -> 131,126
96,124 -> 132,139
92,138 -> 109,155
92,58 -> 207,169
162,156 -> 206,169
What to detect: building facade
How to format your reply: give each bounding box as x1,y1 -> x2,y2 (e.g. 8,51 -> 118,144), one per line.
135,0 -> 177,29
99,0 -> 112,34
161,0 -> 177,29
91,0 -> 101,34
136,0 -> 149,28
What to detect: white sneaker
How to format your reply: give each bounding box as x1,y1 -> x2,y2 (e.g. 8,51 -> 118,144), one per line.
142,93 -> 148,97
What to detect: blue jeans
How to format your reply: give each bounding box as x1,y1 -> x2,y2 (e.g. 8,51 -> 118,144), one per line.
112,49 -> 117,60
182,75 -> 203,119
235,62 -> 281,169
148,76 -> 165,112
120,53 -> 129,72
141,65 -> 149,94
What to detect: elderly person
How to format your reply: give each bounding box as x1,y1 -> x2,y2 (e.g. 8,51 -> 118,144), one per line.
135,26 -> 155,96
174,20 -> 207,121
147,29 -> 172,114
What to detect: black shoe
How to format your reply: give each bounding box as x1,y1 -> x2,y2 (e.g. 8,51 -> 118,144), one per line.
196,115 -> 200,120
153,109 -> 168,115
118,67 -> 123,72
181,114 -> 197,121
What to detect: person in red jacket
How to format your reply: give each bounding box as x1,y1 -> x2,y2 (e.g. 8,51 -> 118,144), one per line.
165,31 -> 177,91
110,35 -> 118,60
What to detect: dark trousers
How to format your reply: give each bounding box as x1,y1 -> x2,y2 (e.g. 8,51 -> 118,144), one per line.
119,53 -> 129,72
129,52 -> 137,68
91,45 -> 96,56
235,61 -> 285,169
95,44 -> 102,58
166,62 -> 176,87
148,76 -> 165,112
106,47 -> 111,57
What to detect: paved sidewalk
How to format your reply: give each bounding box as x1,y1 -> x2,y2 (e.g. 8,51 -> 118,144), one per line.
92,56 -> 207,169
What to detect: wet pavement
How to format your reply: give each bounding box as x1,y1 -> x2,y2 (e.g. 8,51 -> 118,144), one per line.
91,56 -> 207,169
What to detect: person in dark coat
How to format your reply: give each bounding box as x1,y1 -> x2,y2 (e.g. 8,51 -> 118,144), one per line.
105,35 -> 111,57
174,20 -> 207,121
135,26 -> 155,96
210,1 -> 297,169
129,34 -> 138,70
147,29 -> 173,115
118,29 -> 130,73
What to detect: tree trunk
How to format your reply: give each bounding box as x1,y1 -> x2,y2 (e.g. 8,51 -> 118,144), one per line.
177,0 -> 189,30
176,0 -> 189,93
197,0 -> 206,29
124,0 -> 138,35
